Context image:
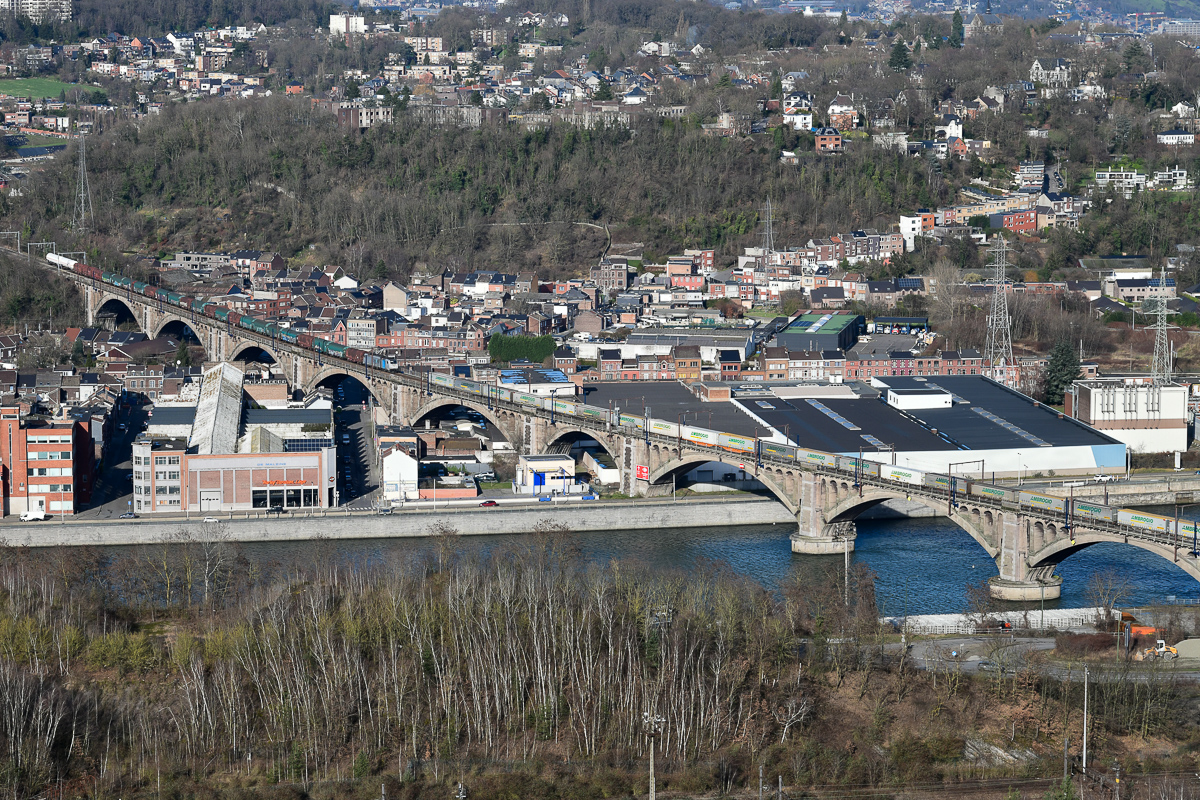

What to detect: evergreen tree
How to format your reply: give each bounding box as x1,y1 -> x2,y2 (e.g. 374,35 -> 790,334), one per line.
593,81 -> 613,101
1041,339 -> 1080,405
1123,41 -> 1149,72
951,10 -> 964,45
888,39 -> 912,72
173,340 -> 192,368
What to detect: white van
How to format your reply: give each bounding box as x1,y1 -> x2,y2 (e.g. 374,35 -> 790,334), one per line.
19,510 -> 46,522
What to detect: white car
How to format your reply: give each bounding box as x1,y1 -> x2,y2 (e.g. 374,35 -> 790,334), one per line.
1094,474 -> 1115,483
19,510 -> 46,521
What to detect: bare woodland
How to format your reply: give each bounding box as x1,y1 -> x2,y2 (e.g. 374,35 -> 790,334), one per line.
0,521 -> 1194,799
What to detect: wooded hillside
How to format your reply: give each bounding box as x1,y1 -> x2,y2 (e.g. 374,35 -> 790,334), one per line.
0,531 -> 1190,800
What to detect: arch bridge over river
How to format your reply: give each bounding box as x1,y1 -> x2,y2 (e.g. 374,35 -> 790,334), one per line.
41,257 -> 1200,601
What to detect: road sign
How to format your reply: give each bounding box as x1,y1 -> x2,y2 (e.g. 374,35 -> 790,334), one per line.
738,463 -> 745,470
636,465 -> 649,480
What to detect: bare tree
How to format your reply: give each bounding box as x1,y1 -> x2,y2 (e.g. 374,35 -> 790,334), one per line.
1085,568 -> 1132,630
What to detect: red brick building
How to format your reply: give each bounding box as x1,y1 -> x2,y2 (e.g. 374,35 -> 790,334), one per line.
0,408 -> 94,517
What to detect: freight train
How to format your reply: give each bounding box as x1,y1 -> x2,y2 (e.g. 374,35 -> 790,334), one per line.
50,254 -> 1192,543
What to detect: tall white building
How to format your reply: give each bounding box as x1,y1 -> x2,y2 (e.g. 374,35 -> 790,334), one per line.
0,0 -> 71,23
329,13 -> 365,35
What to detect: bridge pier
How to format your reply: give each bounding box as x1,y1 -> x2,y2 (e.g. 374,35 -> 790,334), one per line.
988,569 -> 1062,602
792,472 -> 855,553
990,511 -> 1063,601
791,521 -> 856,554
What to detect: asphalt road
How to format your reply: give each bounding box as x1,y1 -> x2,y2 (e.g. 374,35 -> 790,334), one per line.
338,402 -> 381,508
895,635 -> 1200,681
73,402 -> 147,521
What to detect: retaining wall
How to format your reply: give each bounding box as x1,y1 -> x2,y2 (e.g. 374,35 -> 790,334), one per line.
2,497 -> 797,548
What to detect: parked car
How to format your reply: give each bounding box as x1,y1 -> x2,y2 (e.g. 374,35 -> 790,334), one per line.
119,512 -> 138,519
202,516 -> 218,523
479,500 -> 499,507
1094,474 -> 1115,483
19,510 -> 45,521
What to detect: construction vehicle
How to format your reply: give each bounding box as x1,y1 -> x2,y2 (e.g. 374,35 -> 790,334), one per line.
1133,640 -> 1178,661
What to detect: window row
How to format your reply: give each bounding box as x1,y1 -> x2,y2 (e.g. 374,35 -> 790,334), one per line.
28,484 -> 72,494
28,467 -> 71,477
251,488 -> 321,509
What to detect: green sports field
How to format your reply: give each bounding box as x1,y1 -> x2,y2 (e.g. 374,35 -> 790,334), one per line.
0,78 -> 81,99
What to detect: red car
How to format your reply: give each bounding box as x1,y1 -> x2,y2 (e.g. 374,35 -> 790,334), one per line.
479,500 -> 499,507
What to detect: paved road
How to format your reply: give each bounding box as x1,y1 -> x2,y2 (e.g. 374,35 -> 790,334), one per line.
71,402 -> 147,521
894,635 -> 1200,681
338,402 -> 381,509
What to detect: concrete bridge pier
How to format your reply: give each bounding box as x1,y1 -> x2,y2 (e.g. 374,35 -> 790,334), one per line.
988,511 -> 1063,601
988,567 -> 1062,602
791,520 -> 857,554
791,472 -> 856,554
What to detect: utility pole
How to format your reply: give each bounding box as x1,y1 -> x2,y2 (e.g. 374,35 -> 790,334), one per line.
984,235 -> 1014,386
1147,268 -> 1178,388
643,712 -> 665,800
759,198 -> 776,265
844,534 -> 850,605
71,130 -> 94,234
1082,666 -> 1089,774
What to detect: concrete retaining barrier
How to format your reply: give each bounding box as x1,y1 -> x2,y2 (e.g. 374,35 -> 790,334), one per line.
1,497 -> 797,548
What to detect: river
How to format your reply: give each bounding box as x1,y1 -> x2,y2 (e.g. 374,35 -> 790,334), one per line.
204,509 -> 1200,615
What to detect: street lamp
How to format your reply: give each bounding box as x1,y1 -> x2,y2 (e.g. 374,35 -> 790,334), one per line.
643,712 -> 665,800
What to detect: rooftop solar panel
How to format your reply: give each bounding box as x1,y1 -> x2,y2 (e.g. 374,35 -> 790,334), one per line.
971,406 -> 1050,446
807,399 -> 861,430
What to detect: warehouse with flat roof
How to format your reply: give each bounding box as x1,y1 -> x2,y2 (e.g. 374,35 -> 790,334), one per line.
775,313 -> 863,352
737,375 -> 1125,477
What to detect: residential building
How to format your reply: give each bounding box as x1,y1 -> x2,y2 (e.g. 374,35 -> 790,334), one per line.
814,127 -> 843,154
1029,58 -> 1071,88
1157,129 -> 1195,146
826,94 -> 858,129
329,14 -> 365,35
0,407 -> 93,516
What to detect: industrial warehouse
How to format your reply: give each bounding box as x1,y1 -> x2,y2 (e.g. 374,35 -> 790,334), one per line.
731,375 -> 1127,478
132,363 -> 337,515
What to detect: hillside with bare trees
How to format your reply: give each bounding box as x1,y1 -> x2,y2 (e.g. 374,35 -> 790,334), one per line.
0,526 -> 1195,800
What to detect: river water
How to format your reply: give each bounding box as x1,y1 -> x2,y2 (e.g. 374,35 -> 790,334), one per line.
215,509 -> 1200,615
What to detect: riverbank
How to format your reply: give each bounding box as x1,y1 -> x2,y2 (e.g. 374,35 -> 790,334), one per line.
2,496 -> 797,547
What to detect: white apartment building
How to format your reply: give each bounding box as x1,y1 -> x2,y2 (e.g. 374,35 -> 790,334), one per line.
329,14 -> 365,35
1094,170 -> 1147,198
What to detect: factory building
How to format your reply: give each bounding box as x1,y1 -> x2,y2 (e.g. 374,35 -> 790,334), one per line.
736,375 -> 1126,478
132,363 -> 336,515
1065,379 -> 1189,455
